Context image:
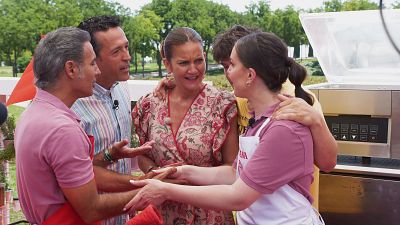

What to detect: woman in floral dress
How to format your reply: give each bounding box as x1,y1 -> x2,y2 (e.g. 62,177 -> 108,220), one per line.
132,27 -> 238,225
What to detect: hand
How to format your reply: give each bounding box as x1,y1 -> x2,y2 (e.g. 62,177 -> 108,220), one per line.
124,179 -> 167,212
153,77 -> 176,100
139,164 -> 188,185
137,167 -> 176,180
152,165 -> 183,179
272,94 -> 322,127
110,140 -> 154,160
152,165 -> 188,185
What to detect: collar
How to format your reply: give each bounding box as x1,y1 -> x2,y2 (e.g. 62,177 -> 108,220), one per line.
93,82 -> 119,98
35,88 -> 81,122
249,102 -> 280,127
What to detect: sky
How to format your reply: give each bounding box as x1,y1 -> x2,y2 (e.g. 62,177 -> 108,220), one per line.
115,0 -> 397,13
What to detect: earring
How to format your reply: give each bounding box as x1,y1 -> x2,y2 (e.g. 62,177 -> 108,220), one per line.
167,73 -> 174,81
246,81 -> 251,87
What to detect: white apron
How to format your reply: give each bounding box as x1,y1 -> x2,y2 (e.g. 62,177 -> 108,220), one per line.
236,118 -> 324,225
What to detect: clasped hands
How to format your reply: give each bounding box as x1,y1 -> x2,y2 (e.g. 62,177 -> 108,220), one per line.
123,165 -> 186,212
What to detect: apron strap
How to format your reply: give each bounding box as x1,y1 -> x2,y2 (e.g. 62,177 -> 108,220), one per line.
255,117 -> 271,137
87,135 -> 95,160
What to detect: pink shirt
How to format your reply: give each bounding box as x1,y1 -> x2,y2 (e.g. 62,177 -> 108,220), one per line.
240,103 -> 314,203
15,89 -> 94,224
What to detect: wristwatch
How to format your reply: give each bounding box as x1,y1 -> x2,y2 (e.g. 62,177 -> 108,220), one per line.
103,149 -> 114,163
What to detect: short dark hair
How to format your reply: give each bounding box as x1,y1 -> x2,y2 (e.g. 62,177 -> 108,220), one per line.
235,32 -> 314,105
160,27 -> 203,61
78,15 -> 120,56
212,25 -> 260,63
34,27 -> 90,90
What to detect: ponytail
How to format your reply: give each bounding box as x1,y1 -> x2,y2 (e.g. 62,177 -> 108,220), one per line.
235,32 -> 314,106
287,58 -> 314,106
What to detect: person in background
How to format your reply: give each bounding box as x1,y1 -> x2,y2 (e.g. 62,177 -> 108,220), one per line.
155,25 -> 338,208
72,16 -> 148,225
0,102 -> 7,126
15,27 -> 174,225
126,31 -> 325,225
132,27 -> 238,225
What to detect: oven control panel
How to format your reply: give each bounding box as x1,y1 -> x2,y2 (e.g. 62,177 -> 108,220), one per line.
325,115 -> 388,143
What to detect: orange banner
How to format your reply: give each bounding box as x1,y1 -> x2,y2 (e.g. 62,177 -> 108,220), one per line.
6,59 -> 36,106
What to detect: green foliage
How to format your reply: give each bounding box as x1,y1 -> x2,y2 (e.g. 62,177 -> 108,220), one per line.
0,0 -> 383,80
125,10 -> 162,74
323,0 -> 379,11
0,141 -> 15,162
239,2 -> 306,57
305,75 -> 327,85
205,74 -> 232,92
1,115 -> 16,140
323,0 -> 343,12
0,0 -> 128,77
7,105 -> 25,121
141,0 -> 174,77
303,60 -> 324,76
17,52 -> 32,73
342,0 -> 378,10
0,141 -> 15,190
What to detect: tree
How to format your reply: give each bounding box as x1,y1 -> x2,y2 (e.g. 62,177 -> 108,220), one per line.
0,0 -> 127,77
142,0 -> 173,77
125,10 -> 162,75
323,0 -> 379,12
168,0 -> 213,68
206,1 -> 237,64
240,1 -> 273,29
268,6 -> 306,57
0,0 -> 46,76
323,0 -> 343,12
342,0 -> 378,10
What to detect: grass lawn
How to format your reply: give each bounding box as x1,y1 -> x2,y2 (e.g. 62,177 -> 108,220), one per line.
0,66 -> 22,77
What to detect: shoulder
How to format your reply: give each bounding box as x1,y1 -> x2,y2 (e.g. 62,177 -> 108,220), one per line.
204,85 -> 235,102
45,124 -> 88,155
72,95 -> 97,110
115,81 -> 130,95
71,97 -> 100,123
53,123 -> 86,139
134,92 -> 161,114
266,119 -> 311,140
137,92 -> 157,105
236,97 -> 249,113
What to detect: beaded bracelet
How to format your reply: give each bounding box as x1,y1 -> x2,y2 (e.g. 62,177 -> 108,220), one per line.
104,149 -> 114,163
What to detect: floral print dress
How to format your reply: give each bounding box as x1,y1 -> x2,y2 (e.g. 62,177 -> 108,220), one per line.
133,84 -> 237,225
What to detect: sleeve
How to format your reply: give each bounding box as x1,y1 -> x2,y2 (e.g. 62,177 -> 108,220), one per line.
240,124 -> 307,194
132,94 -> 151,145
44,125 -> 94,189
211,91 -> 238,159
236,97 -> 251,135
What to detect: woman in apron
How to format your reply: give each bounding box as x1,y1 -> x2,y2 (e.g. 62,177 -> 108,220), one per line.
126,31 -> 325,225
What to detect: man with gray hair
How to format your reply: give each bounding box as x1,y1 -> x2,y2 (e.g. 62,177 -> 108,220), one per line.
14,27 -> 171,225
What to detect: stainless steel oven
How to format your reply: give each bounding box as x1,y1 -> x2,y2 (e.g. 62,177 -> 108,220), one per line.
301,10 -> 400,225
